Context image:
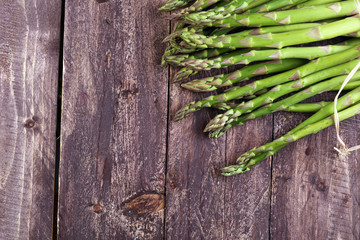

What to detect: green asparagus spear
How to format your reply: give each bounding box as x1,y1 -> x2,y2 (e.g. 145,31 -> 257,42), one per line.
221,84 -> 360,176
182,45 -> 353,70
181,17 -> 360,49
247,0 -> 308,13
222,99 -> 360,176
204,59 -> 360,132
185,1 -> 358,27
211,72 -> 360,138
181,59 -> 306,91
294,0 -> 338,8
160,0 -> 190,11
186,0 -> 273,22
174,45 -> 360,120
283,102 -> 329,112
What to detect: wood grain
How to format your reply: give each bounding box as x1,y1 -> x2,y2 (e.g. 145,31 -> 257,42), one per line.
223,116 -> 272,240
0,0 -> 61,239
166,70 -> 227,239
166,67 -> 272,238
58,0 -> 169,239
271,110 -> 360,239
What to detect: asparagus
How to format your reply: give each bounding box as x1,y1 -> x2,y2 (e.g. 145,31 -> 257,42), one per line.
204,59 -> 360,132
240,0 -> 273,12
170,27 -> 239,82
221,88 -> 360,176
237,86 -> 360,162
182,45 -> 352,70
173,67 -> 198,82
215,101 -> 328,112
215,80 -> 360,111
283,102 -> 329,112
169,26 -> 240,55
185,1 -> 358,26
247,0 -> 308,13
294,0 -> 339,8
174,45 -> 360,120
169,22 -> 324,56
181,17 -> 360,49
172,0 -> 224,19
166,48 -> 245,67
161,22 -> 187,66
211,72 -> 360,138
186,0 -> 273,23
181,43 -> 359,91
166,23 -> 331,67
181,59 -> 307,91
159,0 -> 189,11
180,0 -> 222,13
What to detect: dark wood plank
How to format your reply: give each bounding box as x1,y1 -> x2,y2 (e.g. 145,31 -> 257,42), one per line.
271,110 -> 360,239
0,0 -> 61,239
58,1 -> 169,239
223,117 -> 272,239
166,75 -> 227,240
166,73 -> 272,238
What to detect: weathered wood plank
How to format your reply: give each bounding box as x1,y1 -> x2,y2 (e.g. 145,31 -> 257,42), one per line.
271,110 -> 360,239
0,0 -> 61,239
166,72 -> 272,238
59,1 -> 169,239
166,75 -> 227,240
223,117 -> 272,240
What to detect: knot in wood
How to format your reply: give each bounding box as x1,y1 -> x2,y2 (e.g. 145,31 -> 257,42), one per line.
24,119 -> 35,128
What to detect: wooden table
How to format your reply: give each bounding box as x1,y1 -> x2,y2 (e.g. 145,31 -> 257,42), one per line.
1,0 -> 360,239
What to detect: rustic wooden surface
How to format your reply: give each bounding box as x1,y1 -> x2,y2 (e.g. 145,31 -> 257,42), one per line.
271,110 -> 360,240
2,0 -> 360,239
166,69 -> 273,239
0,0 -> 61,239
58,0 -> 169,239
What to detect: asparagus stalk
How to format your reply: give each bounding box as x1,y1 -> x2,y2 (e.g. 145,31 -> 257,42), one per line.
166,22 -> 331,67
172,0 -> 227,19
221,88 -> 360,176
215,101 -> 328,112
165,48 -> 236,67
185,1 -> 358,27
181,43 -> 360,91
180,0 -> 222,13
182,45 -> 353,70
161,22 -> 187,66
173,67 -> 198,82
181,59 -> 307,91
237,86 -> 360,162
241,0 -> 273,12
247,0 -> 308,13
211,72 -> 360,138
214,80 -> 360,110
186,0 -> 272,23
294,0 -> 339,8
170,27 -> 241,82
181,17 -> 360,49
159,0 -> 190,11
174,45 -> 360,120
204,59 -> 360,132
283,102 -> 329,112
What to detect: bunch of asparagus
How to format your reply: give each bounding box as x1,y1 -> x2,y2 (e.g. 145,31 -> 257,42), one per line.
160,0 -> 360,176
